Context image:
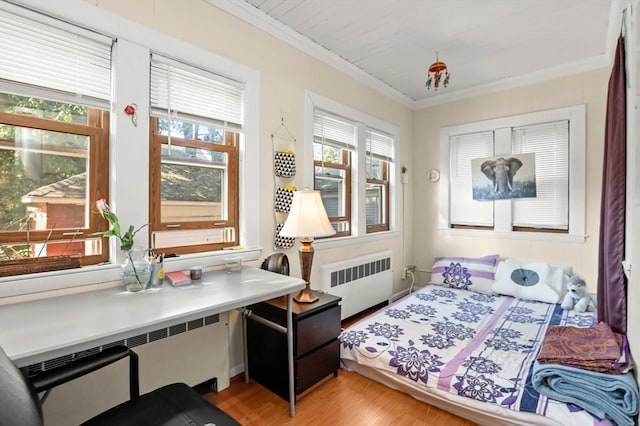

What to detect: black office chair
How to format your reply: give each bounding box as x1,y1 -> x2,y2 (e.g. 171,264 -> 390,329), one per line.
0,344 -> 240,426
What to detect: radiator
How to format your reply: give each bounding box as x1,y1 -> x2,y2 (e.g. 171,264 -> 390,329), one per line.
319,251 -> 392,320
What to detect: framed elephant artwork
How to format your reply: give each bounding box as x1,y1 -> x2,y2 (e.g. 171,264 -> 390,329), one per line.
471,152 -> 537,200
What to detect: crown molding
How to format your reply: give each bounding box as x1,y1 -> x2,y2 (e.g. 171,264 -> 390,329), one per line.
207,0 -> 621,111
207,0 -> 416,108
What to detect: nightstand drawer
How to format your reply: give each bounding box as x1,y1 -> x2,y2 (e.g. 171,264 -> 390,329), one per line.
297,305 -> 341,356
247,293 -> 341,401
297,339 -> 339,394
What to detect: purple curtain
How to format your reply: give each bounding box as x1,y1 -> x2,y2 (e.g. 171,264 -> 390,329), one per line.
597,35 -> 627,334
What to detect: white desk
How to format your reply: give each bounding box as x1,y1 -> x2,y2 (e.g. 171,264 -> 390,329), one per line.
0,266 -> 305,415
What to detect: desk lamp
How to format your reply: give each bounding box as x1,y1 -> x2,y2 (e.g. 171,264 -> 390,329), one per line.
279,189 -> 336,303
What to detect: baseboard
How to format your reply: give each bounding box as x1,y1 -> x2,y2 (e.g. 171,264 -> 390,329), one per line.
390,288 -> 410,302
229,363 -> 244,379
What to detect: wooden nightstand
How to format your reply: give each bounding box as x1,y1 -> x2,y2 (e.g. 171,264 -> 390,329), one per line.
246,292 -> 342,400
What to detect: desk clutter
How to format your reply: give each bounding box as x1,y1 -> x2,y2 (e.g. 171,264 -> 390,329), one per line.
166,270 -> 192,286
120,249 -> 165,291
148,251 -> 164,287
126,250 -> 245,289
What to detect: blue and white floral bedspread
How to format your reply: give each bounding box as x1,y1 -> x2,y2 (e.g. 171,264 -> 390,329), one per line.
339,286 -> 610,426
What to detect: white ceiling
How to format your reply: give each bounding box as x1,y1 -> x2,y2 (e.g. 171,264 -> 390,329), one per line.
210,0 -> 621,108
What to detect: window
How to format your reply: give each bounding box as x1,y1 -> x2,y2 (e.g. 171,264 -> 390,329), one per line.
365,129 -> 393,232
0,7 -> 112,270
313,112 -> 354,236
511,121 -> 569,232
149,55 -> 242,255
306,92 -> 399,240
439,105 -> 585,239
448,131 -> 494,228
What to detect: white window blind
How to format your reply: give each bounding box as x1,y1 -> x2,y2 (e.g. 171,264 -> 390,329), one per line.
150,55 -> 244,129
0,7 -> 112,108
365,129 -> 394,162
449,131 -> 494,227
313,111 -> 356,150
511,121 -> 569,230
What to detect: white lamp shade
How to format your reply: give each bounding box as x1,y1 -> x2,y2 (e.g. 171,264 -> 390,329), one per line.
279,190 -> 336,238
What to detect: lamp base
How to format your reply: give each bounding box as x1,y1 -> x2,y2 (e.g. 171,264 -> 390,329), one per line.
293,284 -> 319,303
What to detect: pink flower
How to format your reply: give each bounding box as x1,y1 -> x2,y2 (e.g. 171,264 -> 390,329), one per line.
96,198 -> 108,213
95,199 -> 146,252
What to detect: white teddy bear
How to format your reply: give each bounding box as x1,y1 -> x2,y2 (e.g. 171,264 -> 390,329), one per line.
561,275 -> 595,313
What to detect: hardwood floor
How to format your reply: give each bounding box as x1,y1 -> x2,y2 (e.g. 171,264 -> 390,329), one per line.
208,304 -> 475,425
209,371 -> 476,425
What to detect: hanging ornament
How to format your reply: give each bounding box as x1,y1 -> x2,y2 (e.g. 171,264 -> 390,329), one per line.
425,52 -> 450,91
124,103 -> 138,127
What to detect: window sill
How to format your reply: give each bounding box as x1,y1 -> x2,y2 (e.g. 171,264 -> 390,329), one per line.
313,229 -> 400,250
0,247 -> 263,300
437,227 -> 587,243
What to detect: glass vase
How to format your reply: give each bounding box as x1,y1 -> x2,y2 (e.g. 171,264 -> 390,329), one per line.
121,247 -> 152,292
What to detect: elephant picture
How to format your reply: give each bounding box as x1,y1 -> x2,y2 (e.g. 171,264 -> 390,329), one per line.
471,153 -> 537,200
481,157 -> 522,194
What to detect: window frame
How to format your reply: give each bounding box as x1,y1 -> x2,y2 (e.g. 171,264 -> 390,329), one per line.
365,129 -> 392,233
314,149 -> 352,237
304,91 -> 400,247
0,107 -> 110,266
148,116 -> 239,255
438,104 -> 586,242
366,159 -> 390,233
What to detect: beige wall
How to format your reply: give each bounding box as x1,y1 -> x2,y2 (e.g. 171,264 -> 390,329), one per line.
88,0 -> 413,292
411,68 -> 609,292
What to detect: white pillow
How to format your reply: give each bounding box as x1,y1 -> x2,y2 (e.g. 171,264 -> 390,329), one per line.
548,263 -> 572,297
492,258 -> 561,303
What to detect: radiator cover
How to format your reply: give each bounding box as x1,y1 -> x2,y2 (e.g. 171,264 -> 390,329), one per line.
318,251 -> 392,319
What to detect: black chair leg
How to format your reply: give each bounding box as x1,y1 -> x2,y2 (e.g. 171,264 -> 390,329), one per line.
128,350 -> 139,399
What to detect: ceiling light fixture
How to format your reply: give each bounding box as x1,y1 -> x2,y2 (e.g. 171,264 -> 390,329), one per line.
425,52 -> 450,91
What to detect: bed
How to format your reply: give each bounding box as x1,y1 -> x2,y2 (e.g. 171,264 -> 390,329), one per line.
339,256 -> 613,426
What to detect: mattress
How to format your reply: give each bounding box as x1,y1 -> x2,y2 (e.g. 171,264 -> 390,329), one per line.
339,285 -> 611,426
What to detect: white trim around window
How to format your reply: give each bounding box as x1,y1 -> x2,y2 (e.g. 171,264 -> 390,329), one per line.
438,104 -> 586,243
304,91 -> 400,248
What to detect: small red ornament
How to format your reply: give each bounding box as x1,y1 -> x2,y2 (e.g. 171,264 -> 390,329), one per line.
124,103 -> 137,127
